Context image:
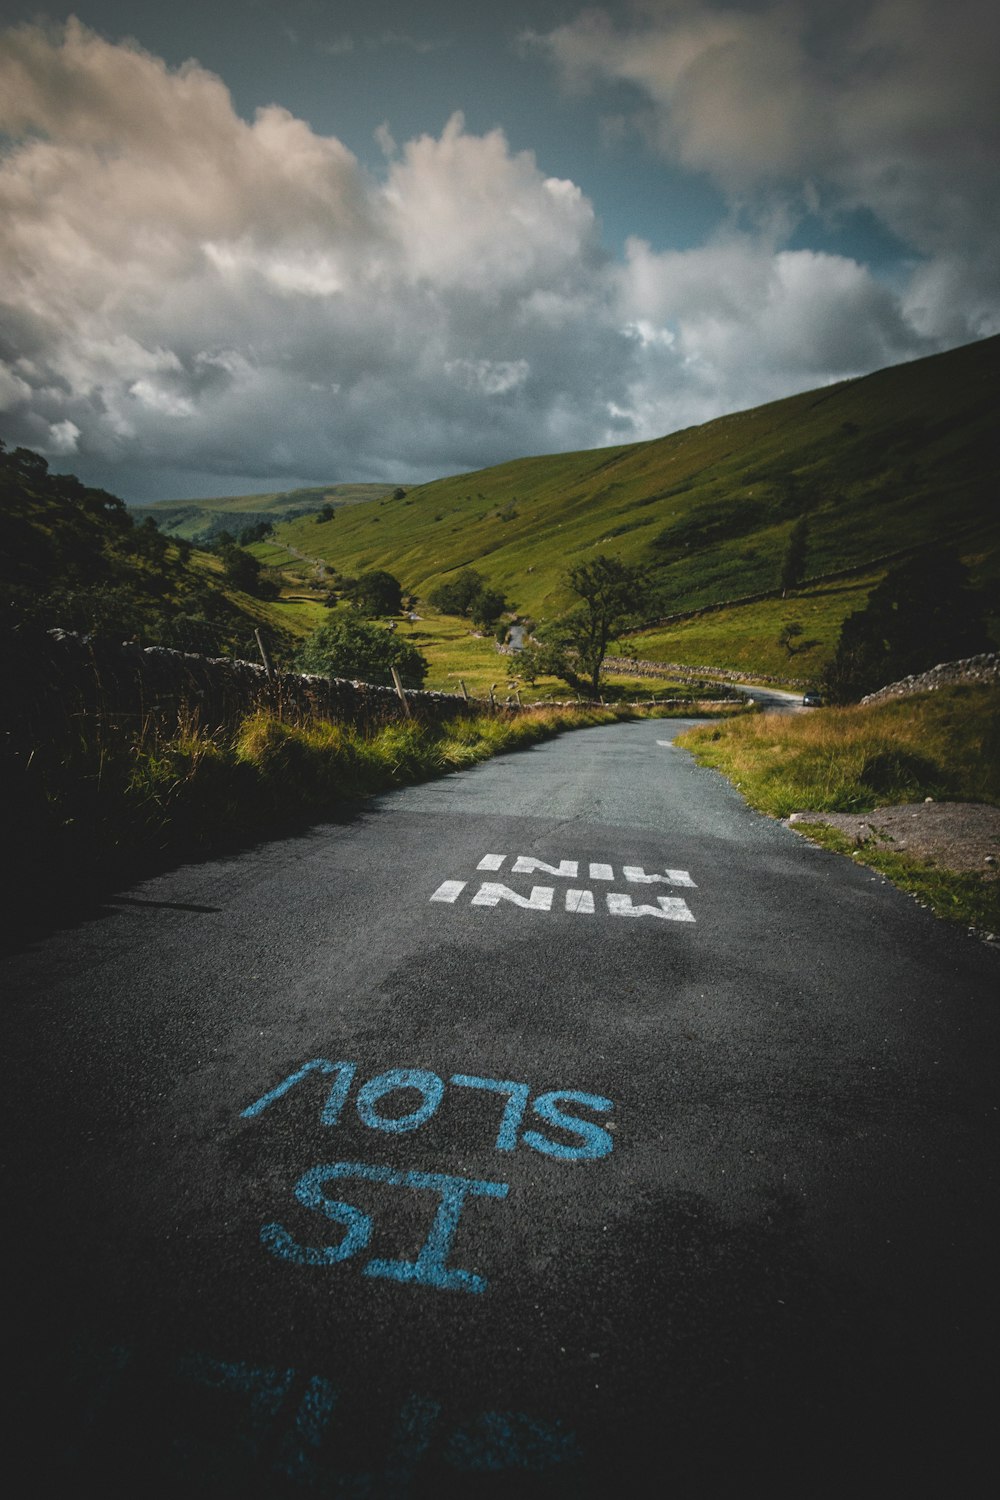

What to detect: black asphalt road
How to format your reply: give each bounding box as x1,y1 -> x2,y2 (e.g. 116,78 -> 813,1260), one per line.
5,716 -> 999,1498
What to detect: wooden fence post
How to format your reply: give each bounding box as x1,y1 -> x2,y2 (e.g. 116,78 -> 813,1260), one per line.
254,628 -> 275,681
459,679 -> 469,701
390,666 -> 412,717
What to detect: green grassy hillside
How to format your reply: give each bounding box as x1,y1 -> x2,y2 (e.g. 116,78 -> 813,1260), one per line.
262,335 -> 998,639
131,481 -> 400,545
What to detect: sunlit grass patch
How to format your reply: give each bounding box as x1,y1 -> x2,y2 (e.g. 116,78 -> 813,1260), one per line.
677,684 -> 1000,817
623,573 -> 880,680
676,683 -> 1000,933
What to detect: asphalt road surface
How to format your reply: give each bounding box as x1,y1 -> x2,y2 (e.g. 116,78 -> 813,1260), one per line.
6,715 -> 998,1498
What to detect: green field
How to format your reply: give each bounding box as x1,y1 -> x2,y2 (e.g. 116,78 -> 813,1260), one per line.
622,571 -> 884,681
256,335 -> 997,643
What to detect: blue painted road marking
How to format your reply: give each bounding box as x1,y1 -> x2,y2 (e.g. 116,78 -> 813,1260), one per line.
241,1061 -> 614,1160
63,1336 -> 583,1488
240,1057 -> 357,1125
450,1074 -> 531,1151
262,1161 -> 509,1293
355,1068 -> 445,1133
242,1061 -> 615,1292
522,1090 -> 614,1161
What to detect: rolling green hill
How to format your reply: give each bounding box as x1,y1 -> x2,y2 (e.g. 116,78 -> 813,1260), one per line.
131,481 -> 401,545
5,334 -> 996,695
260,334 -> 998,639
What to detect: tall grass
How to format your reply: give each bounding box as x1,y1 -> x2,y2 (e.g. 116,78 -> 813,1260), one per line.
5,699 -> 655,940
676,683 -> 1000,932
677,683 -> 1000,817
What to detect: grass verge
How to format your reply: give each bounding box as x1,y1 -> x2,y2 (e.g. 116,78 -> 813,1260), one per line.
791,822 -> 1000,935
5,699 -> 693,946
675,682 -> 1000,934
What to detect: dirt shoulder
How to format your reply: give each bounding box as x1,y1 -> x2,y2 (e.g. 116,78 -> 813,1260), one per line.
784,800 -> 1000,877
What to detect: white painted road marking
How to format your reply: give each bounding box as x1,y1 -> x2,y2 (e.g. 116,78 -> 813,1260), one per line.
565,889 -> 596,914
606,893 -> 695,922
512,856 -> 579,878
431,855 -> 698,922
478,856 -> 695,886
430,881 -> 467,903
623,866 -> 697,888
471,883 -> 555,911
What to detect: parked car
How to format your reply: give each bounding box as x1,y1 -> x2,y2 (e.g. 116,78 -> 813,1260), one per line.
802,690 -> 823,707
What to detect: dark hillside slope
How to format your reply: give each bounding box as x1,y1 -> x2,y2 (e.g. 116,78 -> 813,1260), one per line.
268,334 -> 998,627
0,441 -> 293,660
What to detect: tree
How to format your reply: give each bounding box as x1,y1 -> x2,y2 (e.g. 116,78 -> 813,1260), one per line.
427,568 -> 487,616
561,555 -> 650,697
295,612 -> 428,687
220,544 -> 262,593
220,544 -> 279,598
316,504 -> 335,523
238,519 -> 274,545
821,548 -> 994,704
779,517 -> 809,596
126,514 -> 170,564
515,639 -> 583,694
778,619 -> 821,659
426,568 -> 509,626
778,621 -> 804,656
343,569 -> 404,616
470,586 -> 507,630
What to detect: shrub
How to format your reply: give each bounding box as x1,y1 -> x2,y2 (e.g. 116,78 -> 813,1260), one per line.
295,612 -> 428,687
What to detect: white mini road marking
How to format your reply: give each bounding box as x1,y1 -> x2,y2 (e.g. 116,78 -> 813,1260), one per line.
588,862 -> 614,881
477,854 -> 506,871
606,893 -> 695,922
471,883 -> 555,911
656,740 -> 675,747
430,880 -> 467,903
511,856 -> 579,879
565,888 -> 596,914
623,865 -> 697,888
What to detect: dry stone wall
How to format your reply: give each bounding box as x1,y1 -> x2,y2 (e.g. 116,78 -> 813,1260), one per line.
601,655 -> 805,688
7,630 -> 479,746
859,652 -> 1000,705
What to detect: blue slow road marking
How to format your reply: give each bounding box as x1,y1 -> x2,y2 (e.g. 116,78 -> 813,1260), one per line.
241,1061 -> 614,1160
241,1060 -> 615,1294
262,1161 -> 509,1294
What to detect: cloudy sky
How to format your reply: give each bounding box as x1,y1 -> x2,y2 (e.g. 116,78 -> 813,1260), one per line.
1,1 -> 996,501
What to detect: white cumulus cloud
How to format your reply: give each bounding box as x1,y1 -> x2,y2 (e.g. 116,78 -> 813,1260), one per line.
0,20 -> 639,495
0,14 -> 985,499
530,0 -> 1000,344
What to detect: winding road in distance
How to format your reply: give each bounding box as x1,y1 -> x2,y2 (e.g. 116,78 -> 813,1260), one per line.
6,713 -> 998,1498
